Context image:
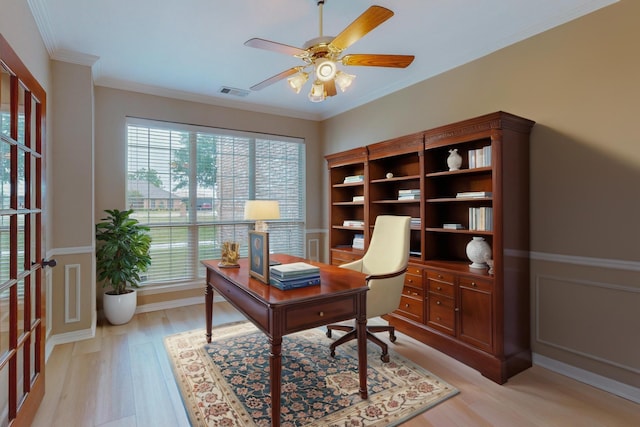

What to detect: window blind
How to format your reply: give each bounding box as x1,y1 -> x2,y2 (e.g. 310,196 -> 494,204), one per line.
126,118 -> 306,285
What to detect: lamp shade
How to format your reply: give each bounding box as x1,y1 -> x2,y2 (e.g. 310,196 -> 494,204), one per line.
244,200 -> 280,220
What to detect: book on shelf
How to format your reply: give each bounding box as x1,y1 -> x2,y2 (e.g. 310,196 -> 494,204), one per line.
468,207 -> 493,231
410,217 -> 421,227
270,262 -> 320,279
443,223 -> 465,229
398,189 -> 421,195
343,219 -> 365,227
456,191 -> 492,198
352,195 -> 365,202
352,234 -> 365,250
343,175 -> 364,183
409,250 -> 421,257
269,275 -> 321,290
468,145 -> 492,168
397,194 -> 421,200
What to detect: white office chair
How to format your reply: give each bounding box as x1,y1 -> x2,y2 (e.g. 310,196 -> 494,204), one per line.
327,215 -> 411,362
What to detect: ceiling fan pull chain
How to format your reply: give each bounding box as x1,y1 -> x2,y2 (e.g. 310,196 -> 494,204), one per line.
318,0 -> 324,37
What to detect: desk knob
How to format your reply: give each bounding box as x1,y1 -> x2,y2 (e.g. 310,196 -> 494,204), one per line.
319,311 -> 324,317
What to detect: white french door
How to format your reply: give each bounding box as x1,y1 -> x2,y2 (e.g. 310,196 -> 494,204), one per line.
0,34 -> 48,426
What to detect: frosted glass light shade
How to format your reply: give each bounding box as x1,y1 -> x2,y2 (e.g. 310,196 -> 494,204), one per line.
308,81 -> 325,102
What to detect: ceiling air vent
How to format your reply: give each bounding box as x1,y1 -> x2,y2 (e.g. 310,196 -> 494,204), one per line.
219,86 -> 250,97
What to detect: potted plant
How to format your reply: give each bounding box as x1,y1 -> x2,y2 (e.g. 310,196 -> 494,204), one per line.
96,209 -> 151,325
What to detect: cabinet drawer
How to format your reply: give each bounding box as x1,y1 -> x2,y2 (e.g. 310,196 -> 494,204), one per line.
285,296 -> 356,332
459,277 -> 493,292
404,270 -> 423,289
426,270 -> 455,284
397,295 -> 423,322
403,286 -> 423,298
427,294 -> 455,334
428,281 -> 454,298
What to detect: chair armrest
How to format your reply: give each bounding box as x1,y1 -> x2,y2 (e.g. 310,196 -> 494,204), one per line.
364,266 -> 407,283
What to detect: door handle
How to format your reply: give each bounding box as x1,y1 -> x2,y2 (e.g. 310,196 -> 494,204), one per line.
41,259 -> 57,268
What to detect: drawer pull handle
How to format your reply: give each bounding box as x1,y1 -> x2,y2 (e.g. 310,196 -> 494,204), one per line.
436,301 -> 441,305
319,311 -> 324,317
436,316 -> 441,321
405,304 -> 410,308
412,292 -> 418,296
436,286 -> 442,291
455,307 -> 460,312
471,282 -> 477,287
438,274 -> 443,279
407,279 -> 413,283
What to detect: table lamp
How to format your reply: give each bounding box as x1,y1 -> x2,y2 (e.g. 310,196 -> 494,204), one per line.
244,200 -> 280,232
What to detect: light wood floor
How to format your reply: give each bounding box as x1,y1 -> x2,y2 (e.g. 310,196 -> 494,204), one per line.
32,302 -> 639,427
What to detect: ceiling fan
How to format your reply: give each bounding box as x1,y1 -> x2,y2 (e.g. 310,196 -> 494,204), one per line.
244,1 -> 415,102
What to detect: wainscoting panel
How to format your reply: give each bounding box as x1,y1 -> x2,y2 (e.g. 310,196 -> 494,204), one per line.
64,264 -> 82,323
536,274 -> 640,374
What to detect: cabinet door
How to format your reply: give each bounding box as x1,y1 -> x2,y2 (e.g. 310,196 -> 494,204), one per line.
458,277 -> 493,351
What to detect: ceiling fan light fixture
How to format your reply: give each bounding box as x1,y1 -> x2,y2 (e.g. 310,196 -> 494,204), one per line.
287,71 -> 309,93
315,58 -> 337,82
308,81 -> 326,102
334,70 -> 356,92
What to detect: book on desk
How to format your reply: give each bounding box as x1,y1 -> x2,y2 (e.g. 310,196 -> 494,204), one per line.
269,262 -> 321,290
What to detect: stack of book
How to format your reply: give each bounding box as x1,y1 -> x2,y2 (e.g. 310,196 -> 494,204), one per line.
343,175 -> 364,184
352,195 -> 365,203
343,219 -> 365,228
410,217 -> 421,228
456,191 -> 492,199
398,189 -> 421,200
269,262 -> 321,290
352,233 -> 364,250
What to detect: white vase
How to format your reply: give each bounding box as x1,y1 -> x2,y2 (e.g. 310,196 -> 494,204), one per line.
466,237 -> 491,269
103,289 -> 137,325
447,148 -> 462,171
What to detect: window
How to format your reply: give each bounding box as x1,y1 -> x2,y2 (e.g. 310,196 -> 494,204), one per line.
126,118 -> 306,285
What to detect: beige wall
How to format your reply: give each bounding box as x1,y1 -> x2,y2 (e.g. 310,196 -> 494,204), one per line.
321,1 -> 640,389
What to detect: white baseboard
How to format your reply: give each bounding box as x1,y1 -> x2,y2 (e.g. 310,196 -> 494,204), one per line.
135,296 -> 205,313
533,353 -> 640,404
45,325 -> 96,362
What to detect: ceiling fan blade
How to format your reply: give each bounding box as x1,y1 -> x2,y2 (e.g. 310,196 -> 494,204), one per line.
329,6 -> 394,52
244,38 -> 307,57
341,54 -> 415,68
324,79 -> 337,97
250,67 -> 300,91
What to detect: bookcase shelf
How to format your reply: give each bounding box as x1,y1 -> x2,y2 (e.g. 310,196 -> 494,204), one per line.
325,111 -> 534,384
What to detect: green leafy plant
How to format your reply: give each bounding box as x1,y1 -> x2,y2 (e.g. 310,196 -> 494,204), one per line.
95,209 -> 152,295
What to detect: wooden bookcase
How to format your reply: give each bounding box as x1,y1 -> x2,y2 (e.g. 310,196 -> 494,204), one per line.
325,112 -> 535,383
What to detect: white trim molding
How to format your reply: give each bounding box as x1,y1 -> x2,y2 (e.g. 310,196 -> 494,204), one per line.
534,353 -> 640,404
531,251 -> 640,272
64,264 -> 81,323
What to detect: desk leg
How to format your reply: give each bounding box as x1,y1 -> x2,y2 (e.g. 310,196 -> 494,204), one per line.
205,283 -> 213,343
269,336 -> 282,427
357,294 -> 368,399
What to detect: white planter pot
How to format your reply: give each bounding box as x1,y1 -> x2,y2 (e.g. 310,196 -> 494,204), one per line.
103,289 -> 137,325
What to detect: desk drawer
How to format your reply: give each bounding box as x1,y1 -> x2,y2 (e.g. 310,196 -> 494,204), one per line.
286,296 -> 356,332
213,280 -> 270,331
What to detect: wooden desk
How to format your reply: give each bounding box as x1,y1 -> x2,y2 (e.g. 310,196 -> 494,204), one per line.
201,254 -> 369,427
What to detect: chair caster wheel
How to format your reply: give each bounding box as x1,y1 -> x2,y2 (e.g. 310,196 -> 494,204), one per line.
381,354 -> 390,363
330,350 -> 336,358
390,334 -> 397,343
326,330 -> 332,338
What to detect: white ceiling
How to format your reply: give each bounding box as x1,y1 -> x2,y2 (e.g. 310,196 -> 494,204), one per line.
28,0 -> 616,121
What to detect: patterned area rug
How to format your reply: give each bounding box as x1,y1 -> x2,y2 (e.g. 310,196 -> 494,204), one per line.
164,322 -> 458,426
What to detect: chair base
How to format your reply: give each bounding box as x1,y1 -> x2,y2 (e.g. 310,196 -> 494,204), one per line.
326,324 -> 397,363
